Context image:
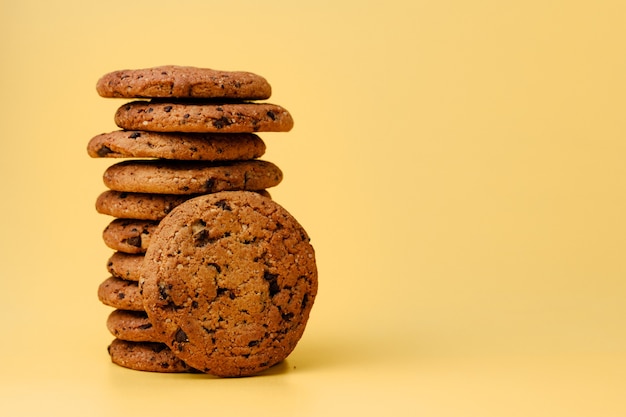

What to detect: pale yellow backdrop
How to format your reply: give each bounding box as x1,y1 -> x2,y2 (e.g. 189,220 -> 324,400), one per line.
1,0 -> 625,416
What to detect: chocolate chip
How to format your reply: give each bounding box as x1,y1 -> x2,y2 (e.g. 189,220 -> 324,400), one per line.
212,117 -> 232,129
191,219 -> 210,247
205,178 -> 216,192
214,200 -> 232,211
164,106 -> 172,112
174,328 -> 189,343
151,344 -> 166,353
266,110 -> 276,120
117,292 -> 126,300
126,236 -> 142,247
282,312 -> 294,321
97,146 -> 114,157
248,340 -> 260,347
138,323 -> 153,330
263,271 -> 280,297
129,131 -> 141,139
264,271 -> 278,281
159,285 -> 169,301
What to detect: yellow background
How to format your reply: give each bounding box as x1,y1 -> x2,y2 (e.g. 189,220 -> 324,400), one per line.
1,0 -> 625,415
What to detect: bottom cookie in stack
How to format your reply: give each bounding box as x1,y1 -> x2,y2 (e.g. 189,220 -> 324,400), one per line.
108,339 -> 196,373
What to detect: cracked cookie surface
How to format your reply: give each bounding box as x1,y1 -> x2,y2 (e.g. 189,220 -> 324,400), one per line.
97,65 -> 271,100
140,191 -> 317,377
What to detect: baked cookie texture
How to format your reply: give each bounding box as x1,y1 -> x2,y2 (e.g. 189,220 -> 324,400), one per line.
96,65 -> 271,99
88,131 -> 266,161
108,339 -> 195,373
102,160 -> 282,195
91,66 -> 316,376
102,219 -> 159,254
107,309 -> 159,342
97,191 -> 194,221
107,252 -> 143,281
114,101 -> 294,133
98,276 -> 143,311
141,191 -> 318,377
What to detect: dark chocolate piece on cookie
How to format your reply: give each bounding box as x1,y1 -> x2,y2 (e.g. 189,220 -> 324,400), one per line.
102,219 -> 159,254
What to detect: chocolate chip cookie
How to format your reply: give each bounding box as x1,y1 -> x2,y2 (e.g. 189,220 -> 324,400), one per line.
98,276 -> 143,311
103,160 -> 282,195
106,309 -> 159,342
96,65 -> 271,100
97,191 -> 194,221
108,339 -> 195,373
107,252 -> 144,281
141,191 -> 318,377
87,130 -> 266,161
114,101 -> 293,133
102,219 -> 159,254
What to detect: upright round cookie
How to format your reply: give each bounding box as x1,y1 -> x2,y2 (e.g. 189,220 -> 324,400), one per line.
141,191 -> 318,377
97,65 -> 271,99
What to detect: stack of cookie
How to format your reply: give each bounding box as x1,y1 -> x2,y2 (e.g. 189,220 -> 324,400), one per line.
89,66 -> 317,376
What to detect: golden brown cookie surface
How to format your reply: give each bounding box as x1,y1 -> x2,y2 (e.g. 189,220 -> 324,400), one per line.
87,130 -> 266,161
114,101 -> 293,133
107,339 -> 195,373
96,65 -> 271,100
98,276 -> 144,311
97,191 -> 195,221
141,191 -> 318,377
103,160 -> 282,195
107,310 -> 159,342
102,218 -> 159,254
107,252 -> 144,281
